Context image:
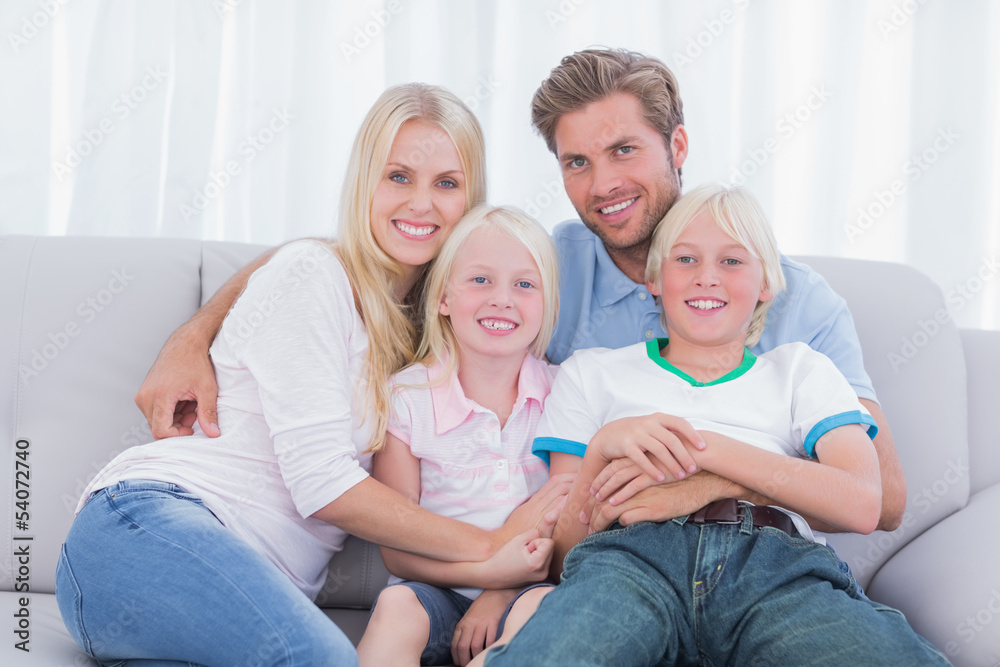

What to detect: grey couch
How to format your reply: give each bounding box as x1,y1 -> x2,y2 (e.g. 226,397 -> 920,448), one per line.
1,235 -> 998,666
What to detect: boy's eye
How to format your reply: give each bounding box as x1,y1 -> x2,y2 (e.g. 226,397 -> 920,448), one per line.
724,258 -> 742,266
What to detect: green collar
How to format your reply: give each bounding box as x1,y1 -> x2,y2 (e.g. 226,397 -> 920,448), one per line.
645,338 -> 756,387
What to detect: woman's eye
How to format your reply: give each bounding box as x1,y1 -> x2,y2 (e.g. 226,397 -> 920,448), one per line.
439,179 -> 458,188
389,173 -> 409,184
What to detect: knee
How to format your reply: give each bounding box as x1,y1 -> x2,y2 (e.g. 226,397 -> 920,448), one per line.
369,586 -> 427,633
506,586 -> 553,626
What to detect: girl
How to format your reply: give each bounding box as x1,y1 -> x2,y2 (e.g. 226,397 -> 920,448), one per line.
356,206 -> 561,667
55,85 -> 559,667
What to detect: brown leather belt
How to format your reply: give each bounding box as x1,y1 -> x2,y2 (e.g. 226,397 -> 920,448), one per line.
687,498 -> 797,537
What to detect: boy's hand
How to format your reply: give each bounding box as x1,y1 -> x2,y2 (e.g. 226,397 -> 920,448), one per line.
483,529 -> 554,588
451,588 -> 519,666
589,457 -> 672,508
590,414 -> 704,484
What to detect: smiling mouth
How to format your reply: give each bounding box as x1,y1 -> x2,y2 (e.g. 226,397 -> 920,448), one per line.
479,318 -> 517,331
598,198 -> 637,215
686,300 -> 726,310
393,220 -> 438,237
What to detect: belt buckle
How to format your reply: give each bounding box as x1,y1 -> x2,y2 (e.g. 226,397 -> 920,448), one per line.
689,498 -> 744,525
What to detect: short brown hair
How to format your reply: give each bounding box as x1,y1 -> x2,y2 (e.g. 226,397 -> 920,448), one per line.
531,48 -> 685,156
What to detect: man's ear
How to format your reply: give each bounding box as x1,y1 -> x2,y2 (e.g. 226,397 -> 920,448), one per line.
670,126 -> 689,171
646,280 -> 661,297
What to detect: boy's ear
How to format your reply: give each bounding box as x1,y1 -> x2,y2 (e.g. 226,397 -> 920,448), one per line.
646,280 -> 661,297
758,283 -> 774,303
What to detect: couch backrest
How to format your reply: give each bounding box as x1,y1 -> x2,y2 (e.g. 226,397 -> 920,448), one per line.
796,256 -> 970,587
0,236 -> 969,603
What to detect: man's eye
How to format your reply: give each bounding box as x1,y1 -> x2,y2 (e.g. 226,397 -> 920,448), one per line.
570,157 -> 586,168
618,146 -> 634,155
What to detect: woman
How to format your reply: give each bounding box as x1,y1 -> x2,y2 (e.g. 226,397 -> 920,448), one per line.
55,83 -> 558,667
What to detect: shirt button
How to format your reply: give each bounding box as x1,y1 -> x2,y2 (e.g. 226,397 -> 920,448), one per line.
638,292 -> 648,300
495,460 -> 507,469
645,329 -> 654,340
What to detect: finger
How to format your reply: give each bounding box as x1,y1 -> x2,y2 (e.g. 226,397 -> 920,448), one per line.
642,437 -> 688,480
589,457 -> 633,496
484,619 -> 498,650
617,506 -> 653,527
471,622 -> 488,659
594,463 -> 644,501
151,395 -> 190,439
579,493 -> 597,525
452,627 -> 469,666
536,500 -> 561,539
659,414 -> 705,450
590,498 -> 625,533
608,474 -> 660,506
197,391 -> 221,438
626,442 -> 671,482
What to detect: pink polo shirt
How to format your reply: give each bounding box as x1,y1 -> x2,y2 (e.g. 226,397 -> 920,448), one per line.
386,353 -> 557,598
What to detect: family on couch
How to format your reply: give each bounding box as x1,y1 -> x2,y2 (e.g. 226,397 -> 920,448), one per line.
56,48 -> 949,666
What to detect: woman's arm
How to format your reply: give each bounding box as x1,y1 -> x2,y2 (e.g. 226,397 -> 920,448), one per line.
347,432 -> 558,577
694,425 -> 882,534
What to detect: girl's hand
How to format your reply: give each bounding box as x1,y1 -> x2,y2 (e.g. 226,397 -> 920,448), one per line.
590,414 -> 705,483
482,529 -> 554,588
451,588 -> 519,666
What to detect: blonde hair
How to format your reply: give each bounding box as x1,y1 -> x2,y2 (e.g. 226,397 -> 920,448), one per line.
337,83 -> 487,452
531,48 -> 684,159
644,184 -> 785,347
416,205 -> 559,383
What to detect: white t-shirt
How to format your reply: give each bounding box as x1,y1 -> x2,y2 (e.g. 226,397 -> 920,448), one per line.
79,241 -> 373,599
532,340 -> 878,543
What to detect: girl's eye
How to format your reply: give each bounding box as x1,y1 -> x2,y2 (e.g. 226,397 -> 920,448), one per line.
516,281 -> 534,289
677,256 -> 694,264
472,276 -> 487,284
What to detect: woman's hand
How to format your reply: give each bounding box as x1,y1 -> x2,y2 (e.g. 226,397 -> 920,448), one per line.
451,588 -> 519,666
589,414 -> 705,484
493,473 -> 573,547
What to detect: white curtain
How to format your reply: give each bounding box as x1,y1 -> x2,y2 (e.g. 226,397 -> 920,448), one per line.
1,0 -> 997,330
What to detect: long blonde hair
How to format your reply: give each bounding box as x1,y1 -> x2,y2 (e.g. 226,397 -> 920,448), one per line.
416,205 -> 560,384
337,83 -> 487,451
645,184 -> 785,347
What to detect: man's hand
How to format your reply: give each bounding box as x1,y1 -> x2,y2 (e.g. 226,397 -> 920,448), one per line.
134,328 -> 220,439
451,588 -> 519,666
493,473 -> 572,548
584,470 -> 745,533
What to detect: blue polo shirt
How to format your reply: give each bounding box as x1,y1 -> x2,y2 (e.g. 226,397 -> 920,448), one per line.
545,221 -> 877,402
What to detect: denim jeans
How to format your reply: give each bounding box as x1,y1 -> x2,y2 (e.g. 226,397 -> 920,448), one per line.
55,480 -> 358,667
485,514 -> 951,667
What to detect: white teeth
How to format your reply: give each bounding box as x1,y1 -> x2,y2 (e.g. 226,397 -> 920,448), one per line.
599,198 -> 636,215
687,300 -> 725,310
394,221 -> 436,236
480,319 -> 516,331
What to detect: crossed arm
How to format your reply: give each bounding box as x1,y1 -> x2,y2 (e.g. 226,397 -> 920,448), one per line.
583,401 -> 904,535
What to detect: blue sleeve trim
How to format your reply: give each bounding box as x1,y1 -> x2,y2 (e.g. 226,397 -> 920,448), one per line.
804,411 -> 879,457
532,437 -> 588,467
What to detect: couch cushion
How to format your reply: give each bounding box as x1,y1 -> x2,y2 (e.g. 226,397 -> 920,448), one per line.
793,256 -> 969,588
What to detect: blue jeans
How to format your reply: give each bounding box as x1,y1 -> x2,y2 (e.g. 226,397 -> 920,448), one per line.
486,514 -> 951,666
55,480 -> 358,667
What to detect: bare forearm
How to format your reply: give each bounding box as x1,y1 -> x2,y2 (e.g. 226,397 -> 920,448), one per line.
551,454 -> 600,578
861,399 -> 906,530
312,477 -> 495,562
696,432 -> 881,534
380,548 -> 493,588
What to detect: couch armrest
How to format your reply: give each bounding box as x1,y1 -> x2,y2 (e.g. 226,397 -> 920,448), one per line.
961,328 -> 1000,495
